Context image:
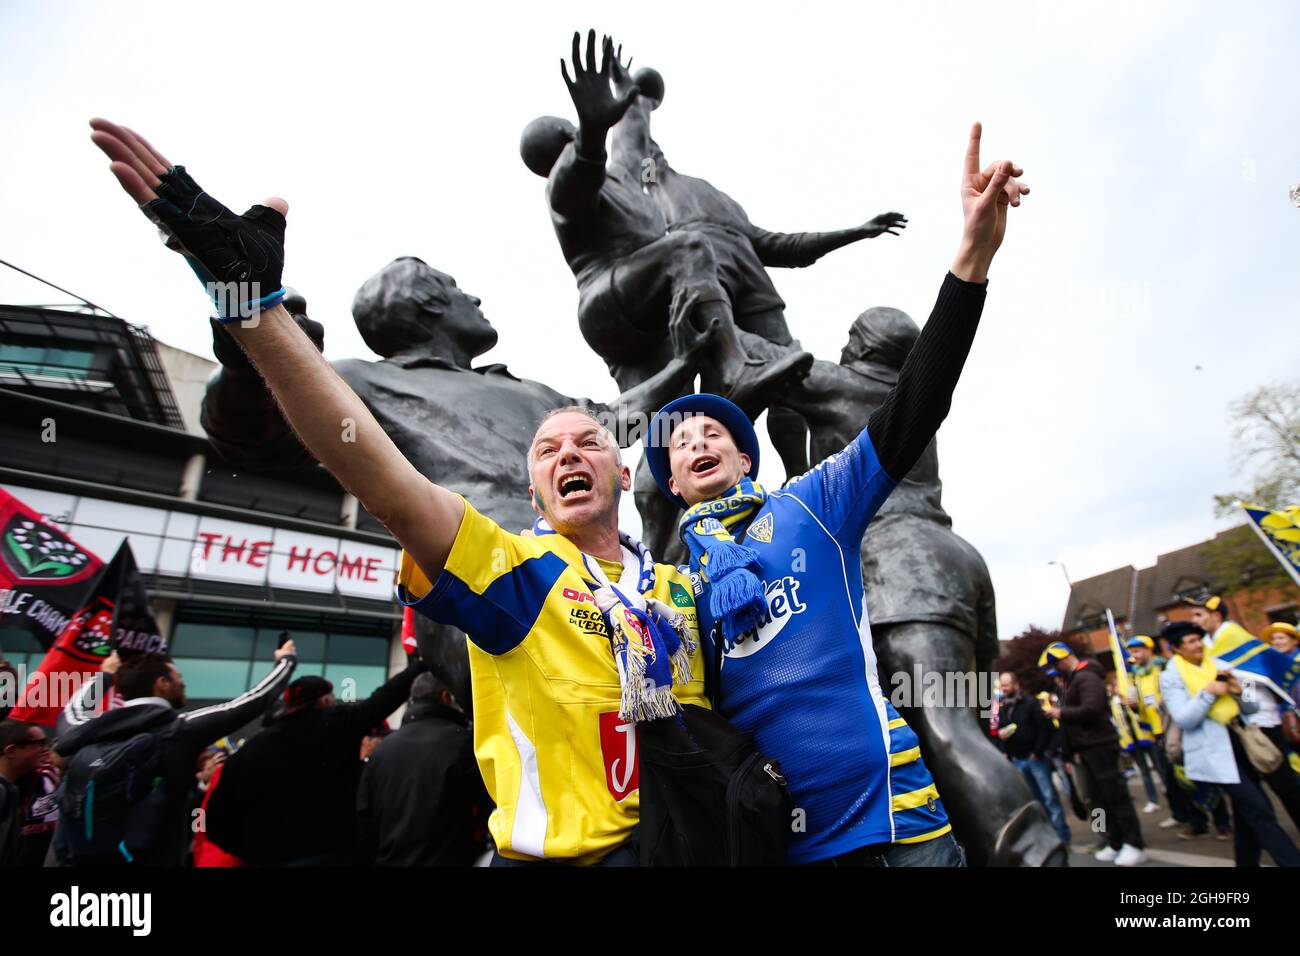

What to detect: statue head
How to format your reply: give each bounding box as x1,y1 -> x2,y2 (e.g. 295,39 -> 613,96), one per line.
839,306 -> 919,380
520,115 -> 577,177
352,257 -> 498,361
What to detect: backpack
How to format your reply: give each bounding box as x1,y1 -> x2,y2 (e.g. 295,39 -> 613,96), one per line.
638,704 -> 794,866
58,731 -> 167,864
636,623 -> 794,866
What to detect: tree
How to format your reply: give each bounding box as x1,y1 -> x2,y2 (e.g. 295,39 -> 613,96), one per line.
995,626 -> 1091,696
1214,379 -> 1300,516
1200,522 -> 1292,593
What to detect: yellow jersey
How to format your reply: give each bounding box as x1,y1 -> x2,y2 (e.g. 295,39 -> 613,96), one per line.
1132,661 -> 1164,739
397,499 -> 707,864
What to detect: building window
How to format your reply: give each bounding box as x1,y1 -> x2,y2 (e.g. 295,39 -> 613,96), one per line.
169,607 -> 393,706
0,343 -> 96,382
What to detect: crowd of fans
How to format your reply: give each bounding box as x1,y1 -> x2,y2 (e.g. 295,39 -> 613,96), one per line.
992,596 -> 1300,867
0,642 -> 489,868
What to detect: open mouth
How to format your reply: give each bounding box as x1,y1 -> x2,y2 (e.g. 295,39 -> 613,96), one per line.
690,455 -> 719,476
558,472 -> 594,498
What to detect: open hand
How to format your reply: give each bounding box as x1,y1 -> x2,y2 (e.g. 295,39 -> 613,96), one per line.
89,117 -> 288,317
561,31 -> 639,152
862,212 -> 907,238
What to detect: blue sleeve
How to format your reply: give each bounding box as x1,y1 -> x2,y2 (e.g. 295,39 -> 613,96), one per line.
781,425 -> 898,547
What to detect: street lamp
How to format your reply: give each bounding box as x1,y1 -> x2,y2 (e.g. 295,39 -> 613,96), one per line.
1048,560 -> 1072,589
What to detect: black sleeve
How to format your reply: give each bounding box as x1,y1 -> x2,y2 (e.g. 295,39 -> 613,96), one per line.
1029,700 -> 1052,755
331,659 -> 425,735
179,656 -> 297,753
865,272 -> 987,482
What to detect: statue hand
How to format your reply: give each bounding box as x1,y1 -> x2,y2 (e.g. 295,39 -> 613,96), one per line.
861,212 -> 907,238
952,122 -> 1029,282
89,117 -> 288,316
561,31 -> 639,151
669,311 -> 720,366
609,42 -> 638,98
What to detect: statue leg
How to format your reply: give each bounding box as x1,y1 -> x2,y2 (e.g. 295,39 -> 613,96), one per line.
635,454 -> 687,564
874,620 -> 1067,866
730,306 -> 809,478
610,232 -> 811,413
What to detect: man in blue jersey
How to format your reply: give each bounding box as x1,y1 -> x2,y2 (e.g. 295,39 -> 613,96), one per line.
644,123 -> 1029,865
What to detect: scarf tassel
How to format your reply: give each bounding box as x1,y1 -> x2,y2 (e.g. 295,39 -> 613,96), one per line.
709,568 -> 769,645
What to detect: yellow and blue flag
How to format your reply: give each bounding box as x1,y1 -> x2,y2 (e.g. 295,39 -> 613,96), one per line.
1206,620 -> 1300,710
1241,502 -> 1300,588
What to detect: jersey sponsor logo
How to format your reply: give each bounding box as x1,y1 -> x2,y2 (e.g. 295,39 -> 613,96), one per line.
599,711 -> 639,801
747,513 -> 774,544
563,587 -> 609,636
562,587 -> 596,605
724,575 -> 807,659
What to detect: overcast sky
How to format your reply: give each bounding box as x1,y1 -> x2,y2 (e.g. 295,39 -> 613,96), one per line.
2,0 -> 1297,639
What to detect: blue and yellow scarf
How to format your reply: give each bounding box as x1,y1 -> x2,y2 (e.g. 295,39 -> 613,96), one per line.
533,516 -> 695,722
677,477 -> 769,648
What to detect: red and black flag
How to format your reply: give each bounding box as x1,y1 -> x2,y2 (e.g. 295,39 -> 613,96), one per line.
4,498 -> 166,725
1,488 -> 103,650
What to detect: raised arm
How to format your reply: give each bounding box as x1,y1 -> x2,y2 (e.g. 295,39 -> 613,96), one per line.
180,643 -> 298,743
550,30 -> 639,220
750,213 -> 907,269
89,119 -> 465,582
776,123 -> 1028,543
865,123 -> 1028,483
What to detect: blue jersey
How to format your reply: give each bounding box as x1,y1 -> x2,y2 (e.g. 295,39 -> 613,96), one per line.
691,426 -> 951,863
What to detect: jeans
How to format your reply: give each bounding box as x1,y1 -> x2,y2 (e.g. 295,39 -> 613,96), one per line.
810,832 -> 966,867
880,832 -> 966,867
1012,756 -> 1071,846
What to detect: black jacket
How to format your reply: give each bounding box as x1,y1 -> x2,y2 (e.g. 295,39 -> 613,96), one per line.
52,656 -> 296,866
205,659 -> 422,865
1058,659 -> 1118,752
994,693 -> 1051,760
356,699 -> 490,866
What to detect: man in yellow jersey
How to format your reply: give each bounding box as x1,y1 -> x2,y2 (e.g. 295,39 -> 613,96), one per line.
88,120 -> 711,866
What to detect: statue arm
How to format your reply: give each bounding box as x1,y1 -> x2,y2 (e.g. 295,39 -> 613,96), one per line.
749,209 -> 908,267
749,225 -> 873,269
550,31 -> 638,220
548,142 -> 606,221
609,96 -> 652,182
201,317 -> 318,469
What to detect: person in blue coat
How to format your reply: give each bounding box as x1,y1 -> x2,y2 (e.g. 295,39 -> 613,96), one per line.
644,124 -> 1030,865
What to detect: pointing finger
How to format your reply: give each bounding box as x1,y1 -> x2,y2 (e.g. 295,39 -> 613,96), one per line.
964,122 -> 982,179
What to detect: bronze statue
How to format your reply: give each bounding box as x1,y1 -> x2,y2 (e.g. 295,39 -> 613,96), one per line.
739,312 -> 1065,866
521,33 -> 810,406
201,257 -> 717,704
625,65 -> 908,481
